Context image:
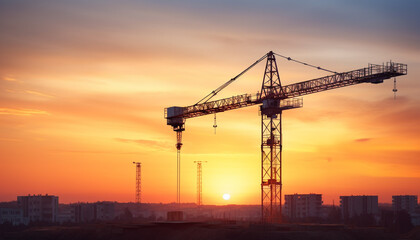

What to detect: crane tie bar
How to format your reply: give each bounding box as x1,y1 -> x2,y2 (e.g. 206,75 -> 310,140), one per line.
273,53 -> 338,74
195,51 -> 338,105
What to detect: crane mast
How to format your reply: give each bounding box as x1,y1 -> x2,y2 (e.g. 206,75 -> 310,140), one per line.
194,161 -> 207,207
133,162 -> 141,204
164,51 -> 407,223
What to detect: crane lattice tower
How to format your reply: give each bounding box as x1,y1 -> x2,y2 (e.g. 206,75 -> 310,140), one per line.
133,162 -> 141,204
194,161 -> 207,206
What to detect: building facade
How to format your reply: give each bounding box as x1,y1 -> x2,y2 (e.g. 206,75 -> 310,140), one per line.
392,195 -> 418,214
96,202 -> 115,221
0,208 -> 28,225
17,194 -> 59,223
340,195 -> 378,219
73,202 -> 115,223
284,194 -> 323,219
74,203 -> 96,223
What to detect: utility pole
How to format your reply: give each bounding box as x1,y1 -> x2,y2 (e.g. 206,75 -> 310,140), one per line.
194,161 -> 207,206
133,162 -> 141,204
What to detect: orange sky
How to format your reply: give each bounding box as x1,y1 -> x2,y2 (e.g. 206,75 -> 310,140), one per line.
1,1 -> 419,205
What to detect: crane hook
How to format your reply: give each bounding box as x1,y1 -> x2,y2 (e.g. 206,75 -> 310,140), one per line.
213,113 -> 217,134
393,77 -> 398,100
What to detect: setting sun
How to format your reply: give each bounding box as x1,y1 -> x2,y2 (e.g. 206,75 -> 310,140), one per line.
223,193 -> 231,201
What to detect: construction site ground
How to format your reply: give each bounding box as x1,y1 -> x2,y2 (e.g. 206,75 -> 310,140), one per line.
1,222 -> 419,240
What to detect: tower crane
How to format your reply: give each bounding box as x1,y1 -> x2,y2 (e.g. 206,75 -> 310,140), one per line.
133,162 -> 141,204
164,51 -> 407,223
194,161 -> 207,207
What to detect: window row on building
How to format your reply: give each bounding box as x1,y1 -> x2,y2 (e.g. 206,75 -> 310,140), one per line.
0,195 -> 115,226
284,194 -> 419,225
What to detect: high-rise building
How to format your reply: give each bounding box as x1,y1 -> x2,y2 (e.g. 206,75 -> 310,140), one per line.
392,195 -> 418,214
340,195 -> 378,219
17,194 -> 58,223
284,194 -> 323,219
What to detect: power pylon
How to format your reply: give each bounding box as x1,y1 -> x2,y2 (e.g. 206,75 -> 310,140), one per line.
194,161 -> 207,206
133,162 -> 141,204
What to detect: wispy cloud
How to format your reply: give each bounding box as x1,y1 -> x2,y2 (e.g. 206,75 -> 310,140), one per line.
355,138 -> 372,142
0,108 -> 48,116
53,149 -> 142,155
0,138 -> 21,142
2,76 -> 17,82
24,90 -> 54,98
115,138 -> 171,150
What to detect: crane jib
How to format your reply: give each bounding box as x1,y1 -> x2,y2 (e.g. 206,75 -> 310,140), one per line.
165,61 -> 407,121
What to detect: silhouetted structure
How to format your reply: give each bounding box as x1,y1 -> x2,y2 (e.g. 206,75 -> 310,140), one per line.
167,211 -> 183,221
57,205 -> 76,224
165,51 -> 407,223
194,161 -> 206,206
340,195 -> 378,221
284,194 -> 322,220
17,194 -> 58,223
132,162 -> 142,204
392,195 -> 417,214
74,202 -> 115,223
74,203 -> 96,222
0,208 -> 27,225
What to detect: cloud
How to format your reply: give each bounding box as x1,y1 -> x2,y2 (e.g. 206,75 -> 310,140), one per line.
1,0 -> 419,76
355,138 -> 372,142
24,90 -> 54,98
0,138 -> 21,142
53,149 -> 142,155
0,108 -> 48,116
2,76 -> 17,82
115,138 -> 171,150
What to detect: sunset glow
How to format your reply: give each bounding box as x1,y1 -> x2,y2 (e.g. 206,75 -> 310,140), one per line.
0,1 -> 419,206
